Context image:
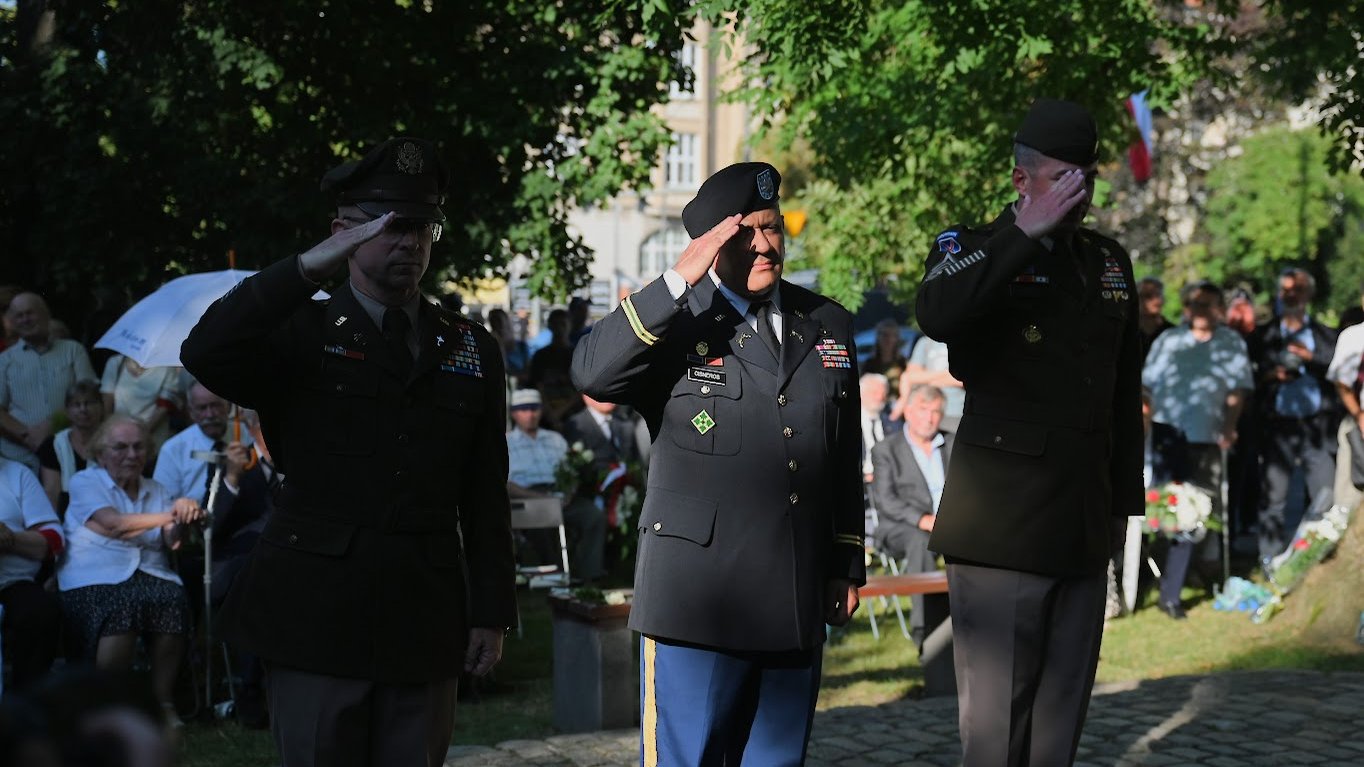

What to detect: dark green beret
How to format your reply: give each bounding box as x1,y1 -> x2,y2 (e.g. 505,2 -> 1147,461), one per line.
681,162 -> 781,238
1014,99 -> 1099,166
320,137 -> 449,222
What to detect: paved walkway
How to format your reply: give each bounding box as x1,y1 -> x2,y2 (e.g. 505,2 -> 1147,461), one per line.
445,669 -> 1364,766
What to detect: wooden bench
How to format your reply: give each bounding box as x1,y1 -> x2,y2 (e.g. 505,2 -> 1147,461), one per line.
859,570 -> 955,697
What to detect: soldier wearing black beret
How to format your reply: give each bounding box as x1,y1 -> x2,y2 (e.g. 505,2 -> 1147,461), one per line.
183,137 -> 516,766
573,162 -> 865,765
916,100 -> 1144,766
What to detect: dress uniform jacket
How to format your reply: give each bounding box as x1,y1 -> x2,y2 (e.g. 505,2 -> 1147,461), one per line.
915,205 -> 1144,577
571,275 -> 866,652
181,255 -> 516,683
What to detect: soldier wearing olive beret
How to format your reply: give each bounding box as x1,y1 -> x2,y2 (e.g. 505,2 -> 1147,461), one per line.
916,99 -> 1144,766
184,137 -> 515,766
573,162 -> 865,765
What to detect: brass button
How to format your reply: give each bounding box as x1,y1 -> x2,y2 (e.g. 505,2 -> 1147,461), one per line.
700,385 -> 711,395
993,436 -> 1003,445
777,394 -> 788,406
288,534 -> 299,544
789,493 -> 799,505
783,426 -> 794,438
788,459 -> 798,472
653,522 -> 662,532
838,390 -> 848,399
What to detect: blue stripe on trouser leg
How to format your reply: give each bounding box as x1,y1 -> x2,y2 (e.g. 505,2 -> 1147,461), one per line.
640,635 -> 821,766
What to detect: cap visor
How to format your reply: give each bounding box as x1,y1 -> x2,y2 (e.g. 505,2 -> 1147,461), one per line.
355,200 -> 446,222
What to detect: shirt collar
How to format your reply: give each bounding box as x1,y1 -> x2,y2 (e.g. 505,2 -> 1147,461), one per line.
93,466 -> 152,502
16,336 -> 52,353
708,269 -> 781,318
587,408 -> 611,430
350,284 -> 420,331
902,425 -> 946,451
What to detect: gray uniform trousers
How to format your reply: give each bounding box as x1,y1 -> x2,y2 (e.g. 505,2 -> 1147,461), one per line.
947,562 -> 1107,767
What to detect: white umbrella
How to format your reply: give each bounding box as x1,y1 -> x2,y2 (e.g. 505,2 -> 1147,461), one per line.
96,270 -> 328,367
95,270 -> 256,368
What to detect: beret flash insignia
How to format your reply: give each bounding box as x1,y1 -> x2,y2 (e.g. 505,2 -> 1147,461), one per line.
396,141 -> 423,175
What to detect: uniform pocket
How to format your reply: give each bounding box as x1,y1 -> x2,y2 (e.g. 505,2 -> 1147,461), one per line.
638,487 -> 717,546
955,415 -> 1047,457
261,513 -> 358,557
668,374 -> 742,456
317,358 -> 380,455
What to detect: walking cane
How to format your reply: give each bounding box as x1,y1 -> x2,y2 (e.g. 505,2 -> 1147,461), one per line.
1220,447 -> 1231,588
190,447 -> 225,709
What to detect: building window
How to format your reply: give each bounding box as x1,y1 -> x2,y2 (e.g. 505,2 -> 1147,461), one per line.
640,222 -> 690,276
669,42 -> 699,100
664,132 -> 698,189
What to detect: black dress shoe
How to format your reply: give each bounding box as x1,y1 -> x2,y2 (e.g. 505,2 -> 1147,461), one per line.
1158,601 -> 1187,620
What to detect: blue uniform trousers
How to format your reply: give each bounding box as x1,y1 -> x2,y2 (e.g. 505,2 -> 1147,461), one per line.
640,636 -> 822,766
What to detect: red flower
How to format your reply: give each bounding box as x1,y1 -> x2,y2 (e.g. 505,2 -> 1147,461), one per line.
1293,538 -> 1310,551
1148,517 -> 1161,529
1146,490 -> 1160,503
1166,494 -> 1178,505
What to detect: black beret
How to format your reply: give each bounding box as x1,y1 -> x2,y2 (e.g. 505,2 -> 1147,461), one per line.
1014,99 -> 1099,166
320,137 -> 449,222
681,162 -> 781,238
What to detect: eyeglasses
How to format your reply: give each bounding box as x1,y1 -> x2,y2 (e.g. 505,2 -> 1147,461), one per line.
341,214 -> 443,243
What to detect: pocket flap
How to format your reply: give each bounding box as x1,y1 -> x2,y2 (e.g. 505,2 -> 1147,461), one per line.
956,416 -> 1047,457
262,513 -> 358,557
638,487 -> 717,545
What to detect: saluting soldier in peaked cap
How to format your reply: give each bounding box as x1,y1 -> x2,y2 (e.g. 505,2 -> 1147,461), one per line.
182,137 -> 516,767
572,162 -> 866,765
916,100 -> 1144,766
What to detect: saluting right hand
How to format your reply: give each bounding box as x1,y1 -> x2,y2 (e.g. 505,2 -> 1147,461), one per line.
1014,169 -> 1088,240
297,211 -> 397,282
672,214 -> 742,286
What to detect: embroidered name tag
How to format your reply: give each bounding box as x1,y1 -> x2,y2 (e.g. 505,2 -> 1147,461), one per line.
322,344 -> 365,361
688,367 -> 727,386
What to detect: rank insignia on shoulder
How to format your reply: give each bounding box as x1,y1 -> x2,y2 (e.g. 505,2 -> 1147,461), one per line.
1023,325 -> 1043,344
692,409 -> 715,435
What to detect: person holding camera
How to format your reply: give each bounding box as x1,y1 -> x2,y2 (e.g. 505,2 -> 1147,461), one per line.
1252,267 -> 1339,564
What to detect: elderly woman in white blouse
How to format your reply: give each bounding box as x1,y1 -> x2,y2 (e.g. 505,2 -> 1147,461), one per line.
56,414 -> 204,721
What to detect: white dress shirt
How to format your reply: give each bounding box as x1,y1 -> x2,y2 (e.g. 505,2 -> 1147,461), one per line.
57,467 -> 182,591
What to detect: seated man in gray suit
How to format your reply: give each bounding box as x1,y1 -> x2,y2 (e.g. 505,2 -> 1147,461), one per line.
870,383 -> 952,647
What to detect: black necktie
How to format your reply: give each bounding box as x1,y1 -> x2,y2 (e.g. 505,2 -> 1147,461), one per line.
752,299 -> 781,357
382,308 -> 414,374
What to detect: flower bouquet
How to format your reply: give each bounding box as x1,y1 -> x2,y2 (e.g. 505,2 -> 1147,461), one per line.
1143,482 -> 1219,543
554,441 -> 596,498
599,462 -> 646,565
1266,504 -> 1352,595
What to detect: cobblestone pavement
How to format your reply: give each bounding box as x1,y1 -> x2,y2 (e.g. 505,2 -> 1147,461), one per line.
445,669 -> 1364,766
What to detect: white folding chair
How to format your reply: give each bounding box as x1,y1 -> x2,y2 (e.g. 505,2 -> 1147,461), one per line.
510,497 -> 571,589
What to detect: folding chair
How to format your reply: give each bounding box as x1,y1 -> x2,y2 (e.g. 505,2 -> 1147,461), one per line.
862,506 -> 913,641
511,497 -> 571,587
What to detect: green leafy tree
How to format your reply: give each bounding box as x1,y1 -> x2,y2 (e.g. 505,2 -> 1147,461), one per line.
1202,126 -> 1364,302
0,0 -> 691,337
697,0 -> 1202,310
